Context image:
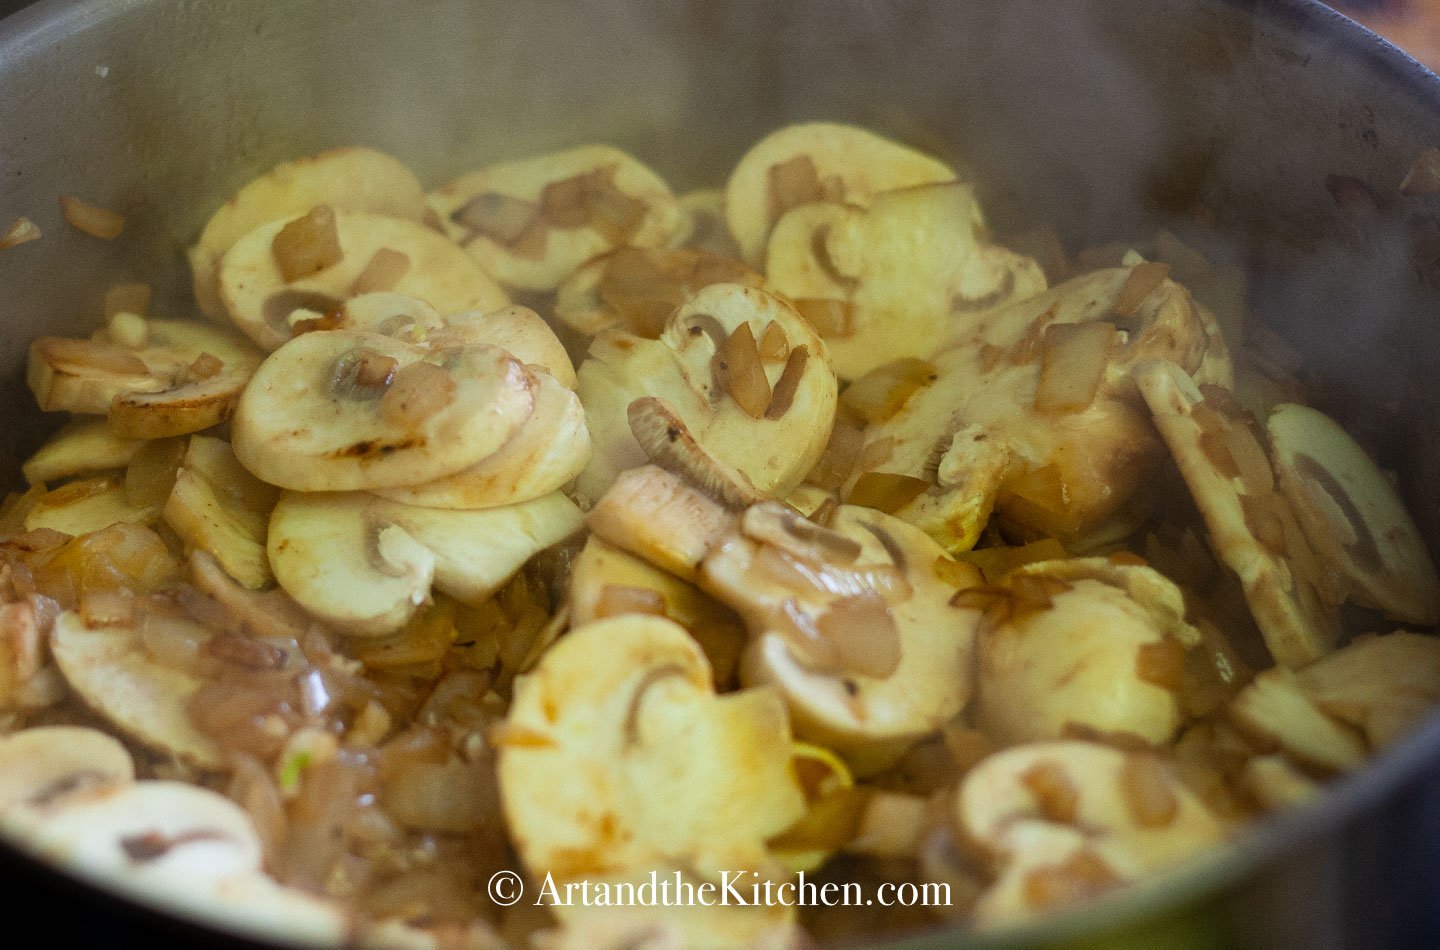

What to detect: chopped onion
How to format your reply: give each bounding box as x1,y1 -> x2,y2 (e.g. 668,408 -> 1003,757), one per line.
932,556 -> 983,589
1119,754 -> 1180,828
1033,322 -> 1115,415
792,298 -> 856,338
124,437 -> 185,508
1018,760 -> 1079,822
594,583 -> 668,619
806,409 -> 865,490
378,361 -> 455,428
765,345 -> 809,420
724,322 -> 771,418
271,204 -> 342,282
1022,850 -> 1119,912
183,351 -> 225,383
767,154 -> 824,224
350,247 -> 412,295
816,593 -> 901,679
1111,262 -> 1170,318
34,337 -> 149,377
1135,637 -> 1186,691
758,321 -> 789,360
846,472 -> 928,514
1240,493 -> 1287,554
0,216 -> 41,250
1223,418 -> 1275,495
841,358 -> 936,423
451,191 -> 538,244
1008,572 -> 1072,612
59,195 -> 125,240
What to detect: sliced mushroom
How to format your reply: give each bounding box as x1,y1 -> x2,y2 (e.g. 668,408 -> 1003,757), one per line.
372,370 -> 590,510
849,267 -> 1232,553
50,610 -> 224,768
585,465 -> 737,582
574,282 -> 838,505
568,535 -> 746,687
700,503 -> 980,776
554,245 -> 762,340
668,187 -> 742,257
188,147 -> 428,317
498,614 -> 804,947
22,419 -> 143,486
267,490 -> 582,635
23,475 -> 161,536
230,330 -> 537,492
1227,668 -> 1367,773
163,437 -> 279,589
1267,403 -> 1440,625
0,726 -> 134,816
956,741 -> 1224,927
724,122 -> 957,265
430,144 -> 682,292
219,210 -> 508,351
974,558 -> 1199,747
425,305 -> 578,389
766,182 -> 1046,379
1292,631 -> 1440,750
1135,360 -> 1339,667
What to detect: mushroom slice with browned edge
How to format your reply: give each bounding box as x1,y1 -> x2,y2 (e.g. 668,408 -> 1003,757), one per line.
230,330 -> 536,492
1135,360 -> 1339,667
21,419 -> 142,486
498,615 -> 805,948
1267,403 -> 1440,625
574,282 -> 838,506
267,490 -> 582,635
955,741 -> 1223,927
724,122 -> 958,266
430,144 -> 682,292
218,210 -> 508,351
0,726 -> 134,816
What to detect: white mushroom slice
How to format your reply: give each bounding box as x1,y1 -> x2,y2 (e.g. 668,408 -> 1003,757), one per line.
498,615 -> 804,946
0,727 -> 134,816
1228,668 -> 1367,772
1293,631 -> 1440,749
1241,755 -> 1322,812
27,337 -> 169,415
189,146 -> 428,317
372,371 -> 590,510
701,504 -> 979,776
850,267 -> 1232,553
49,610 -> 223,768
22,419 -> 142,485
425,306 -> 578,389
765,183 -> 1047,379
219,210 -> 508,351
568,535 -> 746,687
574,282 -> 838,505
956,741 -> 1224,926
1135,361 -> 1339,667
586,465 -> 737,583
974,558 -> 1199,747
1268,403 -> 1440,624
724,122 -> 957,265
554,245 -> 762,340
668,188 -> 741,257
268,491 -> 582,635
231,330 -> 536,492
327,290 -> 443,338
23,475 -> 161,535
429,144 -> 682,292
163,437 -> 279,589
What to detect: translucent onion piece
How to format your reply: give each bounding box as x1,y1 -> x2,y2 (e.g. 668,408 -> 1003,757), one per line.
841,358 -> 937,424
1033,322 -> 1115,416
846,472 -> 929,514
1111,262 -> 1170,318
271,204 -> 343,282
59,195 -> 125,240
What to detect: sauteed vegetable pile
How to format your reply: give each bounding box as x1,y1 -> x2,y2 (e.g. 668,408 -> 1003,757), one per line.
2,123 -> 1438,948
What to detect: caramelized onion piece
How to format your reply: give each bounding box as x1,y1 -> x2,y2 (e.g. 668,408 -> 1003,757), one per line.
1033,322 -> 1115,415
0,216 -> 41,249
1111,262 -> 1170,318
847,472 -> 928,514
378,361 -> 456,428
349,247 -> 412,295
768,154 -> 824,224
59,195 -> 125,240
724,322 -> 772,418
331,348 -> 398,400
807,409 -> 865,491
759,321 -> 789,361
841,358 -> 936,424
1018,761 -> 1079,823
271,205 -> 343,282
765,345 -> 809,420
1022,850 -> 1120,911
817,593 -> 901,679
1135,637 -> 1186,691
1119,754 -> 1180,828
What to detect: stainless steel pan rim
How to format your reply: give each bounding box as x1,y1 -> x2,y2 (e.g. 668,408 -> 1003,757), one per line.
2,0 -> 1439,946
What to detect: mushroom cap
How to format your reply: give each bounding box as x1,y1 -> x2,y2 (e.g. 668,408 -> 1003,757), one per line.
724,122 -> 957,265
267,490 -> 582,635
1293,631 -> 1440,750
0,726 -> 134,817
575,282 -> 837,505
231,329 -> 537,492
1135,360 -> 1339,667
188,146 -> 427,317
22,420 -> 141,486
498,615 -> 804,944
429,144 -> 682,292
1268,403 -> 1440,625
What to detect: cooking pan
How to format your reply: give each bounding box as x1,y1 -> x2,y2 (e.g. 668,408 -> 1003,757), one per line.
3,0 -> 1440,946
